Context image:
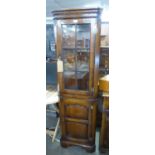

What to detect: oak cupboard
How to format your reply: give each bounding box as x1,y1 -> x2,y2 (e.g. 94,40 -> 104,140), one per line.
52,8 -> 102,152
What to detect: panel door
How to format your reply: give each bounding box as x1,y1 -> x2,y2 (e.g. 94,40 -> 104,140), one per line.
60,97 -> 96,142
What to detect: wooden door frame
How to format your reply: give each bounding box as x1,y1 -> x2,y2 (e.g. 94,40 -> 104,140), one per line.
55,18 -> 98,96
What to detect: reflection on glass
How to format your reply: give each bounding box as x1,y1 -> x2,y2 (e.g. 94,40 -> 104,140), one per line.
77,72 -> 89,90
64,71 -> 77,89
76,24 -> 90,48
62,25 -> 75,48
77,50 -> 89,71
64,71 -> 89,90
62,24 -> 91,91
63,50 -> 75,71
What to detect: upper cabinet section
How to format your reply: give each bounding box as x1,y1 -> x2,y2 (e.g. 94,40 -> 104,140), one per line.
52,8 -> 101,95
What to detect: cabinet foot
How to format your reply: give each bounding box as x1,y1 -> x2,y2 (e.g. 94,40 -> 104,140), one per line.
85,145 -> 95,153
61,141 -> 72,148
61,138 -> 96,153
99,147 -> 109,153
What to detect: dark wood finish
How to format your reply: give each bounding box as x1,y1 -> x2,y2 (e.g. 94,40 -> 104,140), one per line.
99,76 -> 109,92
52,8 -> 102,20
52,8 -> 101,152
99,96 -> 109,153
99,76 -> 109,153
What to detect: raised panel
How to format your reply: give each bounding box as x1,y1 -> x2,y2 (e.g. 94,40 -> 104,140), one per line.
66,121 -> 88,139
65,104 -> 88,119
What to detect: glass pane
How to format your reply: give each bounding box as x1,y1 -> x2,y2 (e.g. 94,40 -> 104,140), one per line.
64,71 -> 77,89
63,49 -> 75,71
76,24 -> 90,48
76,72 -> 89,90
77,50 -> 89,72
62,24 -> 91,91
62,25 -> 75,48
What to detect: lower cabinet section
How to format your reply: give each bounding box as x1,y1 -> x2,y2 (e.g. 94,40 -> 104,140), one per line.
59,96 -> 97,152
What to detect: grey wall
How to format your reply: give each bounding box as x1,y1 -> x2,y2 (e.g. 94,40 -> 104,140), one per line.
46,23 -> 57,86
46,62 -> 57,85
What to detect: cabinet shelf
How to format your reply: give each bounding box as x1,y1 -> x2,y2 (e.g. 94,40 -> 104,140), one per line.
99,68 -> 109,71
100,53 -> 108,56
100,46 -> 109,48
63,47 -> 90,51
64,71 -> 89,77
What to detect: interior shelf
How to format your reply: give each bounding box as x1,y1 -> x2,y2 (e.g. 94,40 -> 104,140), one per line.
63,48 -> 90,50
100,46 -> 109,48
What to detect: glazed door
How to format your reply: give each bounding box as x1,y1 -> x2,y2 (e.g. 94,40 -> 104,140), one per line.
56,19 -> 96,96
